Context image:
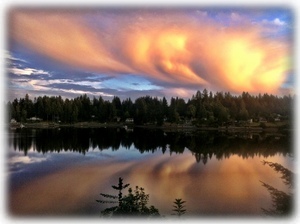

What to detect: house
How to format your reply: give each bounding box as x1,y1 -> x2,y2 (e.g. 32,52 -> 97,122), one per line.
125,118 -> 134,123
114,116 -> 121,122
10,118 -> 17,124
28,117 -> 42,121
259,118 -> 267,123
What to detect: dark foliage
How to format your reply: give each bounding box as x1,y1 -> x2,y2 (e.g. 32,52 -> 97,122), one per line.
260,181 -> 292,216
262,160 -> 293,188
96,177 -> 160,218
7,90 -> 293,126
260,161 -> 294,216
172,198 -> 186,217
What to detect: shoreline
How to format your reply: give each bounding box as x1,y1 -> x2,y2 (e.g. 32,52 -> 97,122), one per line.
8,121 -> 291,133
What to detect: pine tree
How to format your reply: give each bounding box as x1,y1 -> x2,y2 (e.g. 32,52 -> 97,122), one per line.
96,177 -> 160,218
172,198 -> 186,217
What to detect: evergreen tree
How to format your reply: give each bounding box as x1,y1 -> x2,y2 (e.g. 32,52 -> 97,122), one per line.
96,177 -> 160,218
162,97 -> 168,119
134,98 -> 147,125
172,198 -> 186,217
112,96 -> 122,118
213,100 -> 229,123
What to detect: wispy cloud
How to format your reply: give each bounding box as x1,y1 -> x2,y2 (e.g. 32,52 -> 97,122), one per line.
9,8 -> 293,98
5,50 -> 27,64
9,67 -> 50,76
262,18 -> 287,26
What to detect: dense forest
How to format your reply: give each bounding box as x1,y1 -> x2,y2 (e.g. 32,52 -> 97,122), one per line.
7,89 -> 293,126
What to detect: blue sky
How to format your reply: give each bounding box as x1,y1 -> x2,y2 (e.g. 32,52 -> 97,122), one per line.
6,7 -> 294,101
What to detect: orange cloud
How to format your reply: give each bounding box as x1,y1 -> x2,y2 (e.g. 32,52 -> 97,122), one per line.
9,9 -> 291,94
9,10 -> 133,74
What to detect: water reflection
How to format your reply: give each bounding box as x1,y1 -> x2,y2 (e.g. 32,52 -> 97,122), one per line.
8,127 -> 292,163
7,128 -> 293,217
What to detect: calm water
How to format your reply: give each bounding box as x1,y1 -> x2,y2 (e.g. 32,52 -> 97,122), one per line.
7,127 -> 294,217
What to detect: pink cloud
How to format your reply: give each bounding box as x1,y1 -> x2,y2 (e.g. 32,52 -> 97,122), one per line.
9,9 -> 292,95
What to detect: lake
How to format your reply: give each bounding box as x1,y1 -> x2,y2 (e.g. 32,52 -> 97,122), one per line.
7,127 -> 294,217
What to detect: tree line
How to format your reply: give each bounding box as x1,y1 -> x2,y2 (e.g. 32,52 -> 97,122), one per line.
7,89 -> 293,125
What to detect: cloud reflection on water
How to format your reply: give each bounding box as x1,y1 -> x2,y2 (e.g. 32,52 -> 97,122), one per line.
8,148 -> 290,217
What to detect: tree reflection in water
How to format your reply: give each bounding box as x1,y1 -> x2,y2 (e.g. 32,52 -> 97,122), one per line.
260,160 -> 294,216
9,127 -> 292,164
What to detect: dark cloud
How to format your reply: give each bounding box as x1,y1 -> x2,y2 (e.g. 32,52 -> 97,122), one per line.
131,83 -> 140,86
42,83 -> 98,92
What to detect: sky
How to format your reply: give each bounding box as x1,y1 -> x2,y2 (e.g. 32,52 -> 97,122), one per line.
6,6 -> 294,101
